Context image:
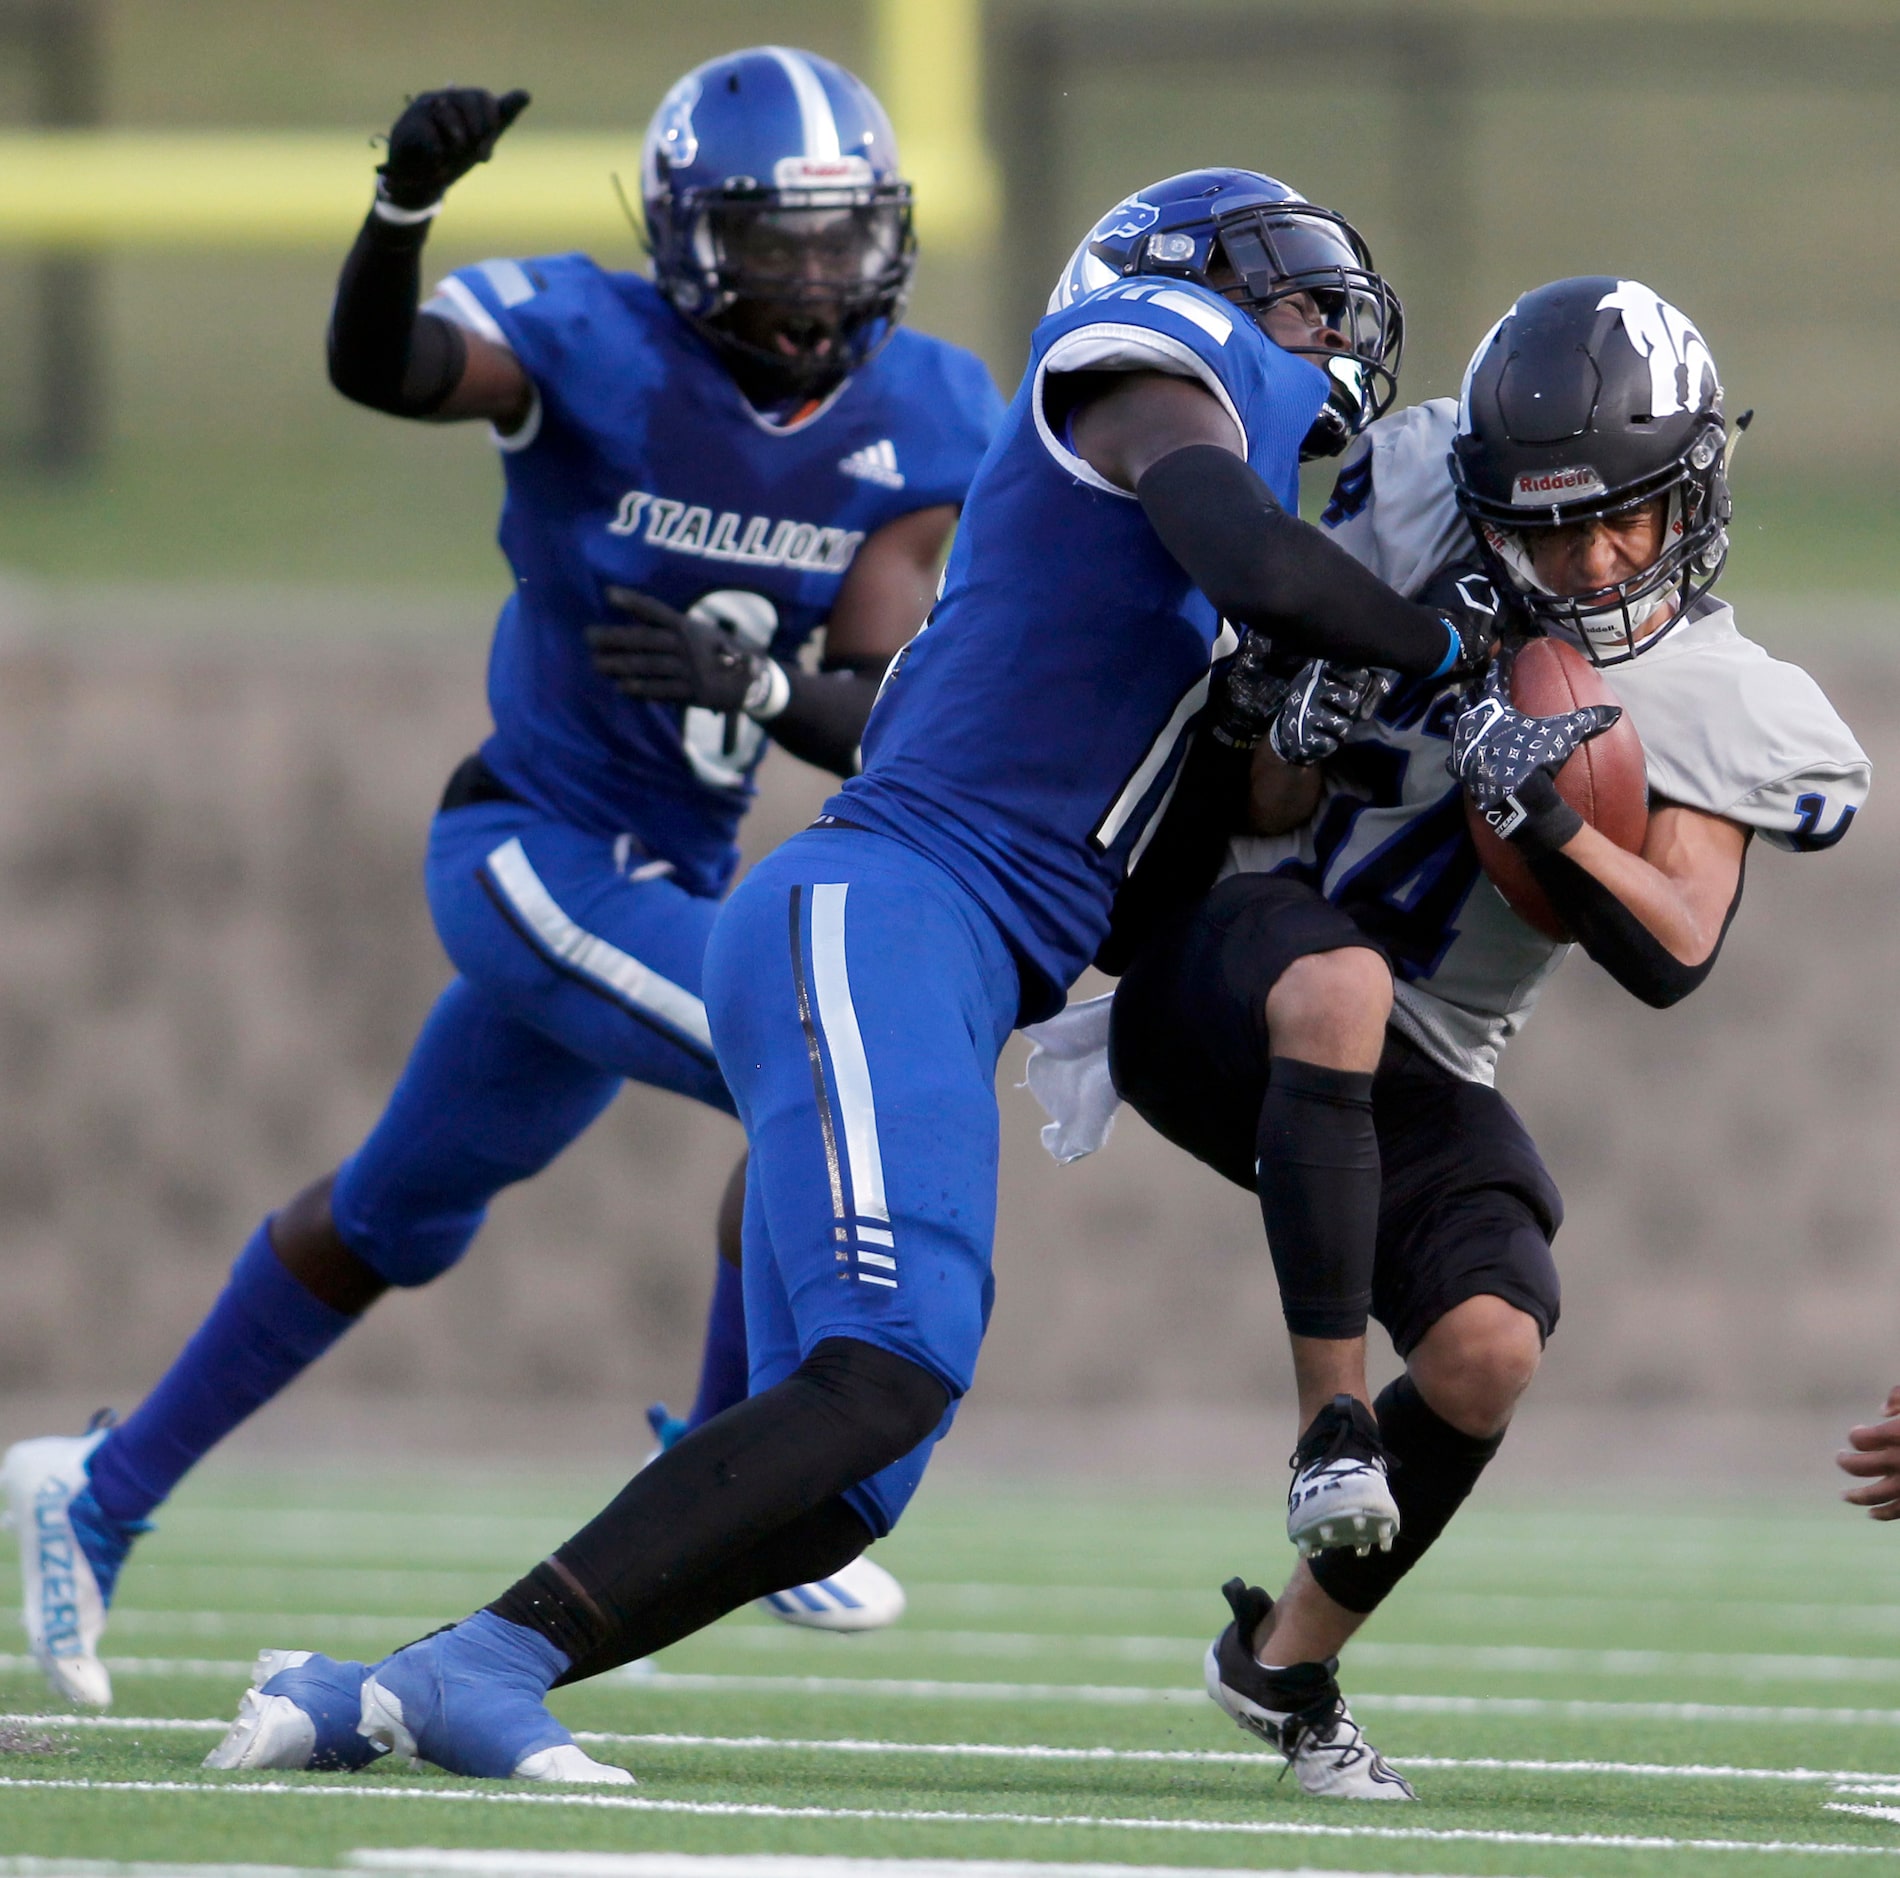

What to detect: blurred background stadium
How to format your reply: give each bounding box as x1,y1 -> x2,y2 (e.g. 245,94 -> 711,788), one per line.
0,0 -> 1894,1472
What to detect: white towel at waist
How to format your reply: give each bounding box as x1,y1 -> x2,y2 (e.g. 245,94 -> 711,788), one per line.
1019,991 -> 1122,1164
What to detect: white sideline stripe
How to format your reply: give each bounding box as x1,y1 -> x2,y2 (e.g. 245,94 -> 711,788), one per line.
808,883 -> 888,1225
350,1860 -> 1498,1878
51,1612 -> 1900,1682
673,1625 -> 1900,1681
21,1716 -> 1900,1789
25,1658 -> 1900,1728
90,1611 -> 440,1638
4,1777 -> 1900,1859
485,838 -> 712,1049
0,1863 -> 1497,1878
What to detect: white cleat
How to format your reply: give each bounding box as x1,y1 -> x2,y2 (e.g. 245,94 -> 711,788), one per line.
1286,1393 -> 1400,1561
1,1429 -> 114,1708
757,1552 -> 906,1632
203,1649 -> 384,1772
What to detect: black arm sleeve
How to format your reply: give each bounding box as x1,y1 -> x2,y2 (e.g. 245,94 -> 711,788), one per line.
765,655 -> 888,778
1094,730 -> 1254,976
327,208 -> 468,417
1522,843 -> 1746,1009
1135,444 -> 1455,676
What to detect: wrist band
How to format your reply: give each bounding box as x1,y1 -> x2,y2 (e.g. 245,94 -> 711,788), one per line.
1426,615 -> 1462,680
743,658 -> 793,722
372,190 -> 444,226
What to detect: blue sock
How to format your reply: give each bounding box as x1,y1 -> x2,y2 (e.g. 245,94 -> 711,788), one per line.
684,1254 -> 748,1431
444,1608 -> 571,1691
87,1220 -> 358,1525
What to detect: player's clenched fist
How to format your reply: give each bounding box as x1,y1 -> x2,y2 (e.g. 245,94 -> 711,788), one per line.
1838,1386 -> 1900,1520
378,87 -> 531,209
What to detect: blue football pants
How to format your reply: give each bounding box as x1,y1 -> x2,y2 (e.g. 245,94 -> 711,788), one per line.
704,826 -> 1020,1535
328,800 -> 734,1286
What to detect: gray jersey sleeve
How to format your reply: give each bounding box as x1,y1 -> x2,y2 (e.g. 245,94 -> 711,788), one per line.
1319,397 -> 1468,599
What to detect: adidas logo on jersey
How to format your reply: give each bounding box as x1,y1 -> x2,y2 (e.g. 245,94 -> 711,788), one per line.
838,440 -> 905,489
607,490 -> 864,575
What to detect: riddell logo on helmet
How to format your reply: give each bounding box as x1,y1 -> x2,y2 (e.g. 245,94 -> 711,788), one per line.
1511,466 -> 1607,505
773,155 -> 874,190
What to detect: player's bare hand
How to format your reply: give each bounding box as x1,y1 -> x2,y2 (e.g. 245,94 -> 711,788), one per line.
379,88 -> 531,209
1838,1388 -> 1900,1519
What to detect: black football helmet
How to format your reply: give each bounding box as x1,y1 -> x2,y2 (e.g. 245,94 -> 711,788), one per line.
1450,276 -> 1737,664
1049,169 -> 1403,458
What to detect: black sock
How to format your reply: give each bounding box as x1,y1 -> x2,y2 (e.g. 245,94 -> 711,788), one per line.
1256,1057 -> 1379,1340
1308,1373 -> 1504,1615
544,1496 -> 873,1684
488,1336 -> 947,1673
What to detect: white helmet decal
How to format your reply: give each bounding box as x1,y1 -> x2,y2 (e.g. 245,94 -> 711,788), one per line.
1597,280 -> 1719,419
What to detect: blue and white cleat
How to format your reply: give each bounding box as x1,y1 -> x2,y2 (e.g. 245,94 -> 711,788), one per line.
648,1402 -> 907,1635
1,1421 -> 149,1708
358,1612 -> 633,1784
204,1649 -> 386,1772
758,1553 -> 907,1633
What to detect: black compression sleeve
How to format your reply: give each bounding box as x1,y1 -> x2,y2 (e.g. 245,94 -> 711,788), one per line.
327,208 -> 468,417
765,656 -> 886,777
1522,843 -> 1745,1009
1095,732 -> 1253,975
1135,444 -> 1456,676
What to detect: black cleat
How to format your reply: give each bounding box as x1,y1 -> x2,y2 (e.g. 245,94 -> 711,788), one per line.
1203,1576 -> 1416,1799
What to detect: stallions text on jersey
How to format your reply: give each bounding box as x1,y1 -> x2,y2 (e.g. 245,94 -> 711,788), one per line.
427,254 -> 1003,899
835,276 -> 1329,1021
1228,397 -> 1872,1083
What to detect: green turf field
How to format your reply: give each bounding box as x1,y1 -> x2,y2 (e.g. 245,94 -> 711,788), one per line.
5,1468 -> 1900,1875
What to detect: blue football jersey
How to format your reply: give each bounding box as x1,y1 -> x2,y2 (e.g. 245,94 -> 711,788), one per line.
832,279 -> 1329,1020
427,254 -> 1003,898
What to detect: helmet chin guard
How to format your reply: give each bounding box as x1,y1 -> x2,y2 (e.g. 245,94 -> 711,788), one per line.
1452,276 -> 1737,665
1049,168 -> 1402,459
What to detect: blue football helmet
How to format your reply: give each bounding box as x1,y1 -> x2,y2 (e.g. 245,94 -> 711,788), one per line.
1049,169 -> 1402,458
641,47 -> 916,397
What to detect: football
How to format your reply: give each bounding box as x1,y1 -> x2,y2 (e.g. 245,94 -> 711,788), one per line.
1465,637 -> 1649,941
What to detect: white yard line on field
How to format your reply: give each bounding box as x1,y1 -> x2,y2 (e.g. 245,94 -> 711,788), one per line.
4,1774 -> 1900,1859
14,1712 -> 1900,1789
55,1618 -> 1900,1685
25,1657 -> 1900,1726
0,1858 -> 1520,1878
350,1857 -> 1517,1878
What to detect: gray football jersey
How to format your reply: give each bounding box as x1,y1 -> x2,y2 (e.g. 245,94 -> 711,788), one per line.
1226,398 -> 1871,1085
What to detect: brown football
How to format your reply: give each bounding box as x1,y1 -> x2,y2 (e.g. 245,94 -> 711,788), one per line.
1465,637 -> 1649,942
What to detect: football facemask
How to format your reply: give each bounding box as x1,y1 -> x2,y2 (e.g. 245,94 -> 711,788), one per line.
1212,205 -> 1402,457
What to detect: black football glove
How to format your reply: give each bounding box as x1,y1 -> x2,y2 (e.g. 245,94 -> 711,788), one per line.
587,587 -> 789,719
1268,660 -> 1394,766
1430,568 -> 1510,677
1448,650 -> 1622,843
1207,630 -> 1294,749
378,87 -> 531,210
